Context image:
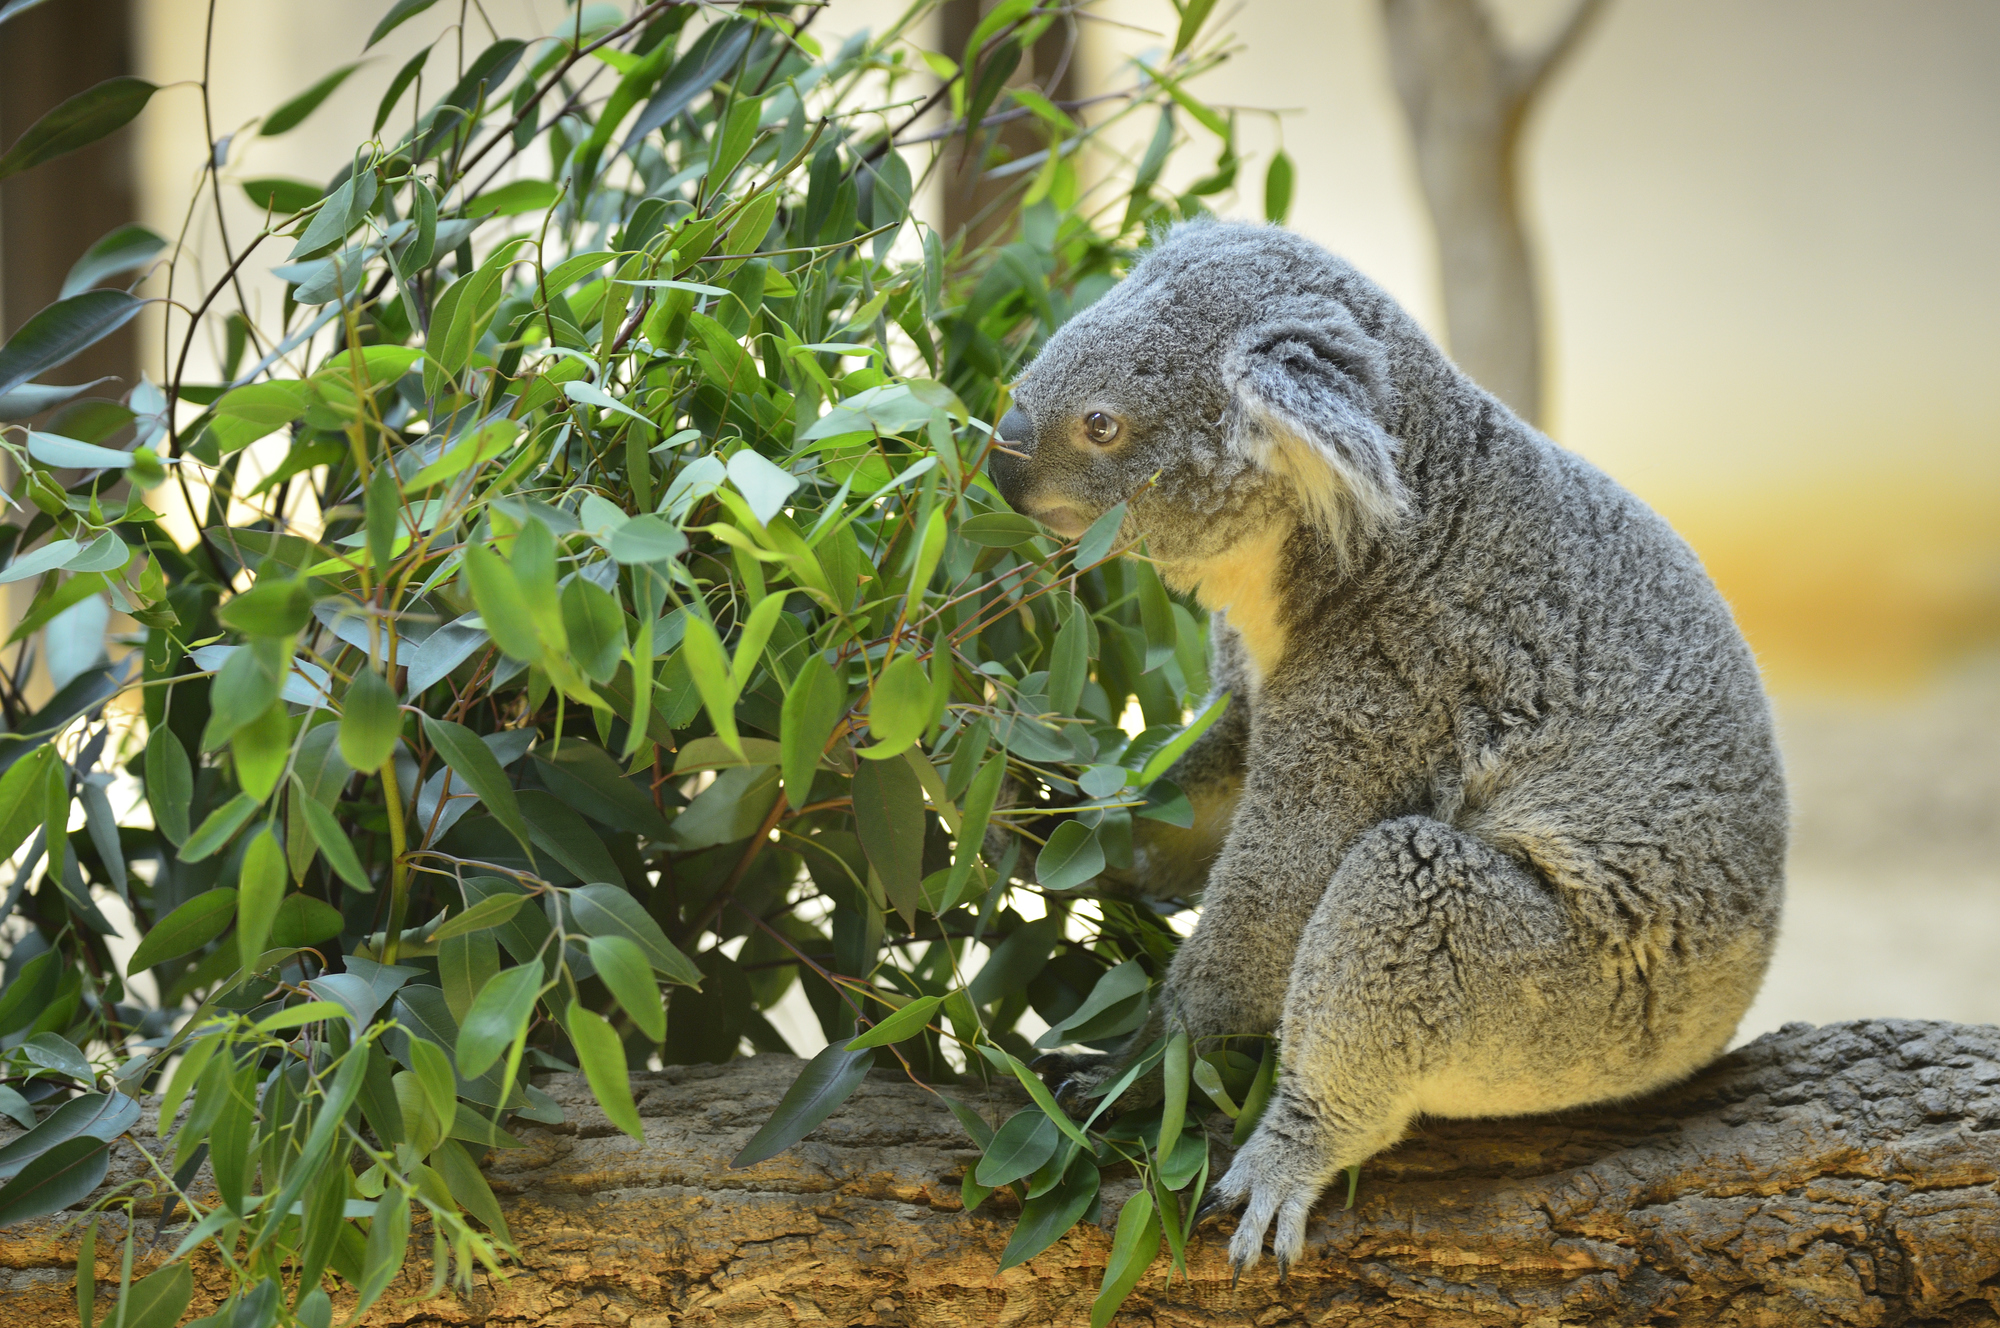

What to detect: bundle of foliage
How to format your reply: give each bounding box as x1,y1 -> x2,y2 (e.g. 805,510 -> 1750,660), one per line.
0,1 -> 1303,1323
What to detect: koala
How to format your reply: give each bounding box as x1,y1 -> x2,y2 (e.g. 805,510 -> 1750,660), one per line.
989,222 -> 1786,1276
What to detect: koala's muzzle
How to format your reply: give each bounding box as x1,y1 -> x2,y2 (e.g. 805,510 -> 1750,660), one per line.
988,405 -> 1036,513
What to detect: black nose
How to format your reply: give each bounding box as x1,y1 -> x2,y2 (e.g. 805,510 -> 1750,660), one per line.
988,405 -> 1035,510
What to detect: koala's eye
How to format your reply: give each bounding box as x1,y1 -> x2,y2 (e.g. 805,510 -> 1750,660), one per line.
1083,411 -> 1120,445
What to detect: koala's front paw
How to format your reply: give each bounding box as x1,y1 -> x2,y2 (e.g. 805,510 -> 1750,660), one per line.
1030,1050 -> 1124,1117
1201,1103 -> 1335,1280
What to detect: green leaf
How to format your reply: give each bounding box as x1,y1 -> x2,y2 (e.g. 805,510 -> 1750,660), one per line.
261,62 -> 362,136
1046,601 -> 1089,713
1035,958 -> 1150,1049
956,512 -> 1043,549
270,892 -> 344,948
406,1036 -> 457,1129
1135,561 -> 1178,673
339,666 -> 401,771
236,827 -> 286,968
0,1092 -> 138,1182
1074,501 -> 1128,567
1264,148 -> 1295,225
1174,0 -> 1221,55
978,1045 -> 1096,1153
365,464 -> 400,570
26,430 -> 131,469
999,1152 -> 1100,1271
59,224 -> 165,299
455,963 -> 543,1078
569,883 -> 702,988
1233,1039 -> 1279,1146
240,176 -> 321,214
0,745 -> 55,861
298,785 -> 372,892
779,652 -> 842,803
351,1192 -> 409,1322
974,1107 -> 1061,1188
677,616 -> 741,755
0,77 -> 157,182
586,935 -> 665,1042
464,178 -> 559,217
0,1135 -> 110,1226
1036,819 -> 1104,891
430,891 -> 527,943
126,889 -> 237,972
560,578 -> 624,684
729,1041 -> 873,1168
1090,1187 -> 1162,1328
1157,1031 -> 1191,1171
367,0 -> 439,47
1138,692 -> 1231,785
852,752 -> 924,926
96,1258 -> 190,1328
462,540 -> 543,663
434,1136 -> 513,1245
565,1005 -> 643,1139
251,999 -> 349,1032
845,994 -> 941,1050
0,289 -> 144,399
862,652 -> 930,758
606,514 -> 686,564
421,714 -> 532,853
181,791 -> 260,862
1191,1056 -> 1239,1118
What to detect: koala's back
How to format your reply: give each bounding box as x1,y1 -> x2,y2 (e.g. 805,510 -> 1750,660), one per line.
1270,373 -> 1786,1061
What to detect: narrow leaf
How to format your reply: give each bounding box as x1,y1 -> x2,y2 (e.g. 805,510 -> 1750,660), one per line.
126,890 -> 237,972
729,1041 -> 872,1169
0,78 -> 157,182
844,994 -> 941,1050
565,1005 -> 642,1139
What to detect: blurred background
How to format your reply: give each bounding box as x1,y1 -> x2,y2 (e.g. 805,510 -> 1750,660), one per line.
3,0 -> 1994,1040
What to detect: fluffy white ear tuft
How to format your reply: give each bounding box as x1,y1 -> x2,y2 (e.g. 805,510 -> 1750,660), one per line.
1224,309 -> 1406,544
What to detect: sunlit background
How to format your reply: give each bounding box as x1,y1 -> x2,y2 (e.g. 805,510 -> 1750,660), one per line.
2,0 -> 1994,1045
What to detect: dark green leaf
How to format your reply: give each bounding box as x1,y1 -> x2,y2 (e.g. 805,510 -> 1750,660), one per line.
851,752 -> 924,925
569,883 -> 702,987
1046,601 -> 1089,713
728,1041 -> 872,1168
1035,958 -> 1149,1048
240,176 -> 321,214
0,290 -> 144,399
375,48 -> 430,135
0,1092 -> 138,1182
999,1152 -> 1100,1271
126,890 -> 237,972
95,1259 -> 189,1328
0,1136 -> 110,1226
269,892 -> 343,948
559,578 -> 624,684
422,713 -> 532,852
1135,561 -> 1177,672
975,1107 -> 1060,1188
59,224 -> 165,299
519,789 -> 625,883
1036,819 -> 1104,891
261,63 -> 361,136
533,741 -> 671,838
780,653 -> 842,804
367,0 -> 439,48
142,724 -> 191,845
298,789 -> 372,892
0,77 -> 156,182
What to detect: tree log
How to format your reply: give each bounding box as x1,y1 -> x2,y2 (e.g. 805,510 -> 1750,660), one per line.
3,1019 -> 1997,1326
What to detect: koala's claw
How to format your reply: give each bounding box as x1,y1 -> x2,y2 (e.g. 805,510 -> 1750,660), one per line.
1191,1187 -> 1240,1228
1211,1115 -> 1328,1280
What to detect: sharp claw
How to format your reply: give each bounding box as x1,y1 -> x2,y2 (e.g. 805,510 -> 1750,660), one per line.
1192,1190 -> 1235,1227
1229,1261 -> 1241,1291
1276,1254 -> 1289,1286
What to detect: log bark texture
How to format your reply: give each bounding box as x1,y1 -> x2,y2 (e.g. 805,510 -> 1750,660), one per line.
2,1019 -> 1998,1326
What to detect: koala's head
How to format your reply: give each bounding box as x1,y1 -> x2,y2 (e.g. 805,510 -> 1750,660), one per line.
990,222 -> 1407,570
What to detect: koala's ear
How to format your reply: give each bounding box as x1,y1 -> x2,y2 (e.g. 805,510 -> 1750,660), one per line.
1223,309 -> 1406,539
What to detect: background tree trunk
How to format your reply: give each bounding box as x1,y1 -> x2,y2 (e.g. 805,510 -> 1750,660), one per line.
3,1020 -> 1998,1326
1381,0 -> 1609,427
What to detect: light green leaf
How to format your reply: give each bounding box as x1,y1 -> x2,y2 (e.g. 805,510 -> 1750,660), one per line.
1138,691 -> 1231,786
586,935 -> 664,1041
1074,501 -> 1127,567
297,789 -> 372,892
430,891 -> 527,943
235,828 -> 286,969
1090,1186 -> 1161,1328
565,1005 -> 643,1139
462,540 -> 543,662
455,963 -> 542,1078
726,450 -> 800,525
1036,819 -> 1104,891
181,792 -> 259,863
862,651 -> 930,758
845,994 -> 941,1050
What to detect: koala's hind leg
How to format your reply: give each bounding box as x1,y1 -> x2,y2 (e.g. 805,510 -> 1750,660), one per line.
1209,814 -> 1612,1276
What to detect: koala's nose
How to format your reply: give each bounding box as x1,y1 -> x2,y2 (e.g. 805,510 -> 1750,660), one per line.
988,405 -> 1035,511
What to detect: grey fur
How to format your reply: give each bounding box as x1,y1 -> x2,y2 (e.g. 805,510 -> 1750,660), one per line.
992,222 -> 1786,1276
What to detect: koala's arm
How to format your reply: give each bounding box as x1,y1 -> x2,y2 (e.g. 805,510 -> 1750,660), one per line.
1104,612 -> 1253,901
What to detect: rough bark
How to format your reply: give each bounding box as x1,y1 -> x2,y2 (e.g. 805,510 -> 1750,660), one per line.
3,1019 -> 1998,1326
1381,0 -> 1609,427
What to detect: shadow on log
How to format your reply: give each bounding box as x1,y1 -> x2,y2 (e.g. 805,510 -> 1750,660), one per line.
3,1019 -> 1997,1325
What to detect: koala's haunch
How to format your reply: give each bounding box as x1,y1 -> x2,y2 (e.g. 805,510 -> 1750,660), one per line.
994,222 -> 1786,1276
